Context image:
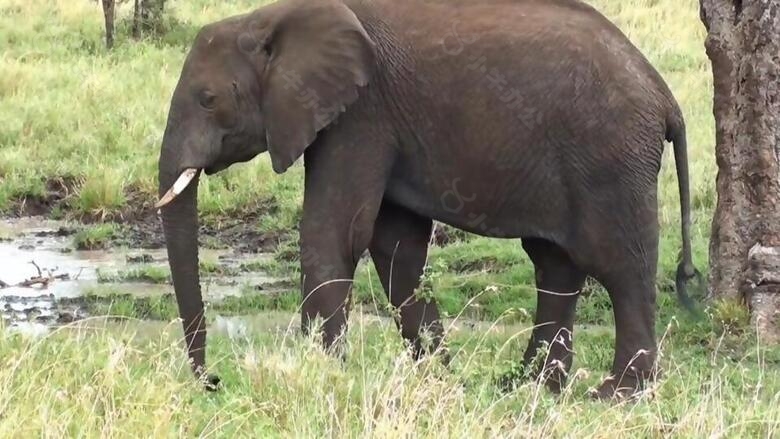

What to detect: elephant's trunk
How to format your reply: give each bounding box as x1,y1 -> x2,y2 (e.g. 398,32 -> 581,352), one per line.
158,156 -> 208,380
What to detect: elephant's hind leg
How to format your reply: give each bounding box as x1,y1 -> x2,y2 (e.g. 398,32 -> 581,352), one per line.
519,238 -> 587,393
589,266 -> 658,399
369,201 -> 446,361
589,213 -> 660,400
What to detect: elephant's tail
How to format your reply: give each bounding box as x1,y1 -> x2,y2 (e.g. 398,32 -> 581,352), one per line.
666,113 -> 702,315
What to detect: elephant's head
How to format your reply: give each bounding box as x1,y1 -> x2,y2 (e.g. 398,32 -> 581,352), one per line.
155,0 -> 375,384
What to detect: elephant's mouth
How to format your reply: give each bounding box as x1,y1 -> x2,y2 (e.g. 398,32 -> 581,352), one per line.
155,168 -> 200,209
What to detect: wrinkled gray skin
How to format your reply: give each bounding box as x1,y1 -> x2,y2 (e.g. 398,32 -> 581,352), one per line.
158,0 -> 698,399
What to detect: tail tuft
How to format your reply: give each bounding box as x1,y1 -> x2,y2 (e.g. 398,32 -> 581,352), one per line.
675,261 -> 703,316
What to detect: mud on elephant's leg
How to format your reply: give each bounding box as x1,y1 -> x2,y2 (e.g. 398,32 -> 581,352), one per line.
369,201 -> 446,362
501,238 -> 586,393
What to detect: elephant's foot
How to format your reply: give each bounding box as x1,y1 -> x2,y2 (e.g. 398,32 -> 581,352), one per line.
496,359 -> 570,394
496,363 -> 530,392
538,362 -> 569,394
193,364 -> 221,392
589,370 -> 655,401
538,363 -> 570,394
591,348 -> 659,401
410,341 -> 451,368
203,374 -> 222,392
522,340 -> 573,393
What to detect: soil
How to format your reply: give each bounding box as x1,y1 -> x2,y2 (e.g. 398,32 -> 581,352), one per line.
10,176 -> 80,217
431,223 -> 473,246
449,256 -> 508,273
5,178 -> 290,253
6,177 -> 469,255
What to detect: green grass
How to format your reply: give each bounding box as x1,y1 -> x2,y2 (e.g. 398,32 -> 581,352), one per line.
0,311 -> 777,436
78,291 -> 181,320
1,0 -> 770,436
74,288 -> 299,320
73,223 -> 118,249
98,265 -> 171,284
0,0 -> 301,228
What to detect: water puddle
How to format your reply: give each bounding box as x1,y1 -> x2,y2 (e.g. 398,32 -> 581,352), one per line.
0,217 -> 288,334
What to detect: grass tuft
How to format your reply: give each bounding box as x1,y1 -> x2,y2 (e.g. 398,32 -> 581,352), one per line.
73,223 -> 118,250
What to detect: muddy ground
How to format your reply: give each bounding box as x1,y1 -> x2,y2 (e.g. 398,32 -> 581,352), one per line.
0,216 -> 295,335
0,181 -> 474,335
5,177 -> 469,251
5,178 -> 288,253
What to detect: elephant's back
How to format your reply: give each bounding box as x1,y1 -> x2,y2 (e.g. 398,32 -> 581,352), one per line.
355,0 -> 676,112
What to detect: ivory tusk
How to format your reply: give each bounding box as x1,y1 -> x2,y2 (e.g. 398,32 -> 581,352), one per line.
154,168 -> 199,209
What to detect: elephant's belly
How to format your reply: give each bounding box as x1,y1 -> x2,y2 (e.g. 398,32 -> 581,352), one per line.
384,177 -> 554,240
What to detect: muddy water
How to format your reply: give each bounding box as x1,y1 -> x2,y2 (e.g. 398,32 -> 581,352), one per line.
0,217 -> 286,334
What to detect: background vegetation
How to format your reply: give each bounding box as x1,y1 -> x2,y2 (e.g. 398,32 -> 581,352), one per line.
0,0 -> 715,321
1,0 -> 778,436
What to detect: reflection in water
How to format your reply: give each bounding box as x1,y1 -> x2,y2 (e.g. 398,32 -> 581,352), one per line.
0,217 -> 282,335
7,321 -> 50,338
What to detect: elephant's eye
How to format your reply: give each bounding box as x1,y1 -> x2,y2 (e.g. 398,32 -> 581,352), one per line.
199,90 -> 217,110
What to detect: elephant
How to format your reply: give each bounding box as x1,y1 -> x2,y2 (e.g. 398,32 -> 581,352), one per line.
155,0 -> 699,399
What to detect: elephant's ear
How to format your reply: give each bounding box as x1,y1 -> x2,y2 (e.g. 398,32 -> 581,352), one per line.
259,1 -> 376,174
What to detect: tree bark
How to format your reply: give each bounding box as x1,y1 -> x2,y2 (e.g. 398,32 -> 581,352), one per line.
129,0 -> 166,40
132,0 -> 141,40
101,0 -> 115,49
140,0 -> 166,34
701,0 -> 780,342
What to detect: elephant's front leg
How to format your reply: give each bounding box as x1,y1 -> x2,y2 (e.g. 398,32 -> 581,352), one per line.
297,141 -> 393,352
369,201 -> 446,361
299,198 -> 382,351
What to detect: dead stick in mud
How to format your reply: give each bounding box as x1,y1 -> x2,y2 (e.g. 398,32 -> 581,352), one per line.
2,261 -> 72,289
17,277 -> 51,288
29,260 -> 43,278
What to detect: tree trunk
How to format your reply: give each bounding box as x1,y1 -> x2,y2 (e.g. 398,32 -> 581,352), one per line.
131,0 -> 165,38
701,0 -> 780,342
132,0 -> 141,40
101,0 -> 115,49
141,0 -> 166,34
